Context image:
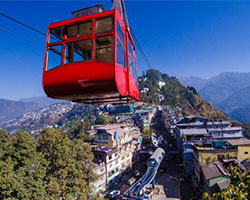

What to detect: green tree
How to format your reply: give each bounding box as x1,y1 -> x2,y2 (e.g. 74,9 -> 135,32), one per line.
0,130 -> 47,200
38,128 -> 96,200
67,120 -> 83,138
95,115 -> 108,125
83,117 -> 91,131
141,129 -> 155,146
203,166 -> 250,200
146,69 -> 161,81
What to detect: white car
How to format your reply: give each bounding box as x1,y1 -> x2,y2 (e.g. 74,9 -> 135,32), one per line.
109,190 -> 120,199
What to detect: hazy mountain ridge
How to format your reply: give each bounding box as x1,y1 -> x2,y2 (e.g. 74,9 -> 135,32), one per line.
0,99 -> 43,123
179,72 -> 250,123
229,105 -> 250,123
19,96 -> 64,106
178,76 -> 207,91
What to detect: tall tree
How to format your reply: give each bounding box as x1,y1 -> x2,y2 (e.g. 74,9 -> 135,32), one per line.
38,128 -> 97,200
0,130 -> 47,200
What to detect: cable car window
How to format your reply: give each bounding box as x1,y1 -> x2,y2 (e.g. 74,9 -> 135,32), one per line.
95,16 -> 113,35
117,38 -> 125,68
65,39 -> 92,63
67,21 -> 92,38
49,27 -> 63,43
67,24 -> 78,38
116,21 -> 123,44
129,56 -> 133,75
79,21 -> 92,36
46,45 -> 62,71
128,40 -> 134,60
95,35 -> 113,62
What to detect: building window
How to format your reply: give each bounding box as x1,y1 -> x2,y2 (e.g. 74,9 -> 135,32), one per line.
65,39 -> 92,63
46,45 -> 62,71
95,16 -> 113,35
109,155 -> 112,160
103,135 -> 109,140
95,35 -> 113,62
245,152 -> 249,154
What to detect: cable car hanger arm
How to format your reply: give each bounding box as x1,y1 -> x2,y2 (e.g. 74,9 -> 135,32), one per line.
111,0 -> 129,27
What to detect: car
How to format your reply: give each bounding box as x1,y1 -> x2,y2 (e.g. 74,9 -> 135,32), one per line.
134,170 -> 140,177
109,190 -> 120,199
127,177 -> 136,185
159,168 -> 165,173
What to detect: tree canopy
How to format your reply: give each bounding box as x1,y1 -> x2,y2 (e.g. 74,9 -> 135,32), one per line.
0,128 -> 99,200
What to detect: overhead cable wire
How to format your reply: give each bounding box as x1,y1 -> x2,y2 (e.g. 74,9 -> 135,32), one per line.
0,26 -> 45,47
0,13 -> 47,36
0,12 -> 60,42
130,27 -> 152,69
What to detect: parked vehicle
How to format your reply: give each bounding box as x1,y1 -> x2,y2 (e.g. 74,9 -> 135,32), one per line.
109,190 -> 120,199
134,170 -> 140,177
128,177 -> 136,185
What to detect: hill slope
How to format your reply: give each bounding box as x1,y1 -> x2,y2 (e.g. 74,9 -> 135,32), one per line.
140,69 -> 227,119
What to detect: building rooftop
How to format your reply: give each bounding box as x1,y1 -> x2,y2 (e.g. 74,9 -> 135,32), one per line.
201,163 -> 229,180
180,128 -> 208,136
194,141 -> 236,151
207,127 -> 242,132
207,121 -> 231,125
227,138 -> 250,146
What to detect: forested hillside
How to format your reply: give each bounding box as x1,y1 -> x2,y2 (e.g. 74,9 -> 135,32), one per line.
139,69 -> 227,119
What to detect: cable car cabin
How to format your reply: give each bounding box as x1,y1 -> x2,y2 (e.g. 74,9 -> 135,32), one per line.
42,9 -> 139,104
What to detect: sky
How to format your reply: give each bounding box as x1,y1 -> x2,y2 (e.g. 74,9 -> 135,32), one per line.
1,0 -> 250,100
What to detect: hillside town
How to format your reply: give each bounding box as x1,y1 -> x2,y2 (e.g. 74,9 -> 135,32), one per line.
2,101 -> 250,199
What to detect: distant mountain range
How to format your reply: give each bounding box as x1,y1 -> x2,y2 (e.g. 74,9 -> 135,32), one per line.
179,72 -> 250,123
19,96 -> 64,106
0,96 -> 63,123
0,99 -> 42,123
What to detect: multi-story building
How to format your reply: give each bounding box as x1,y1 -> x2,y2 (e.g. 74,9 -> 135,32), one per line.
226,138 -> 250,161
176,128 -> 209,175
175,116 -> 243,176
134,107 -> 156,131
193,138 -> 250,191
193,141 -> 237,183
92,161 -> 107,193
92,146 -> 120,190
92,124 -> 135,188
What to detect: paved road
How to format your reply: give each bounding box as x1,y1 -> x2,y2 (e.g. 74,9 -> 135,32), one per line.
151,111 -> 180,199
152,111 -> 195,200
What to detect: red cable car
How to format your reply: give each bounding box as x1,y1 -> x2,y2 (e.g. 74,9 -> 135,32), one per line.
42,1 -> 139,104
